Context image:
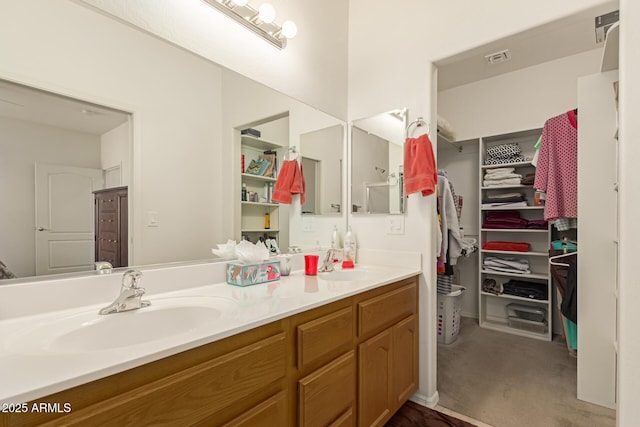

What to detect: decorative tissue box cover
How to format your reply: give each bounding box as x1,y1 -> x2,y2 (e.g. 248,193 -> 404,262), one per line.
226,261 -> 281,286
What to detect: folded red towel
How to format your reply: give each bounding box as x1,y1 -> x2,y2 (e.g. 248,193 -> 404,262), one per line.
404,133 -> 437,196
482,241 -> 531,252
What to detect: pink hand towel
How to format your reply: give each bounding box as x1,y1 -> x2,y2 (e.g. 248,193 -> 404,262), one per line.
272,160 -> 296,204
404,133 -> 437,196
272,160 -> 306,204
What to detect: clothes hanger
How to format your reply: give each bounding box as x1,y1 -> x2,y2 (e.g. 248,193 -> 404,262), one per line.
549,251 -> 577,267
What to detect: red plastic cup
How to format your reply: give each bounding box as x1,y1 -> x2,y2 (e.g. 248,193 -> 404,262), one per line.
304,255 -> 319,276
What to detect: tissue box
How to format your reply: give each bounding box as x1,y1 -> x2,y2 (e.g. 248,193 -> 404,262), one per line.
226,261 -> 281,287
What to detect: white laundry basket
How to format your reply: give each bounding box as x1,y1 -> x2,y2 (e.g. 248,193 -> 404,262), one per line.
437,284 -> 465,344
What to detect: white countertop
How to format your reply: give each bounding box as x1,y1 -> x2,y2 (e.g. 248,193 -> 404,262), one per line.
0,250 -> 421,405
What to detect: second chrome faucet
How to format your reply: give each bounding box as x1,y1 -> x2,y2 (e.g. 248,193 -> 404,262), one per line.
99,269 -> 151,315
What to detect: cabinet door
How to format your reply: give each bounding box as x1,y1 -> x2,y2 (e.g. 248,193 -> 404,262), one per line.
392,315 -> 418,406
358,329 -> 392,427
298,350 -> 356,427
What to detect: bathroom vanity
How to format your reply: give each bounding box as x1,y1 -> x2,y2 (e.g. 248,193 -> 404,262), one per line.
0,251 -> 420,426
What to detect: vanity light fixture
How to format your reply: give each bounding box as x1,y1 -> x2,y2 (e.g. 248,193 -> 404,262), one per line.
202,0 -> 297,49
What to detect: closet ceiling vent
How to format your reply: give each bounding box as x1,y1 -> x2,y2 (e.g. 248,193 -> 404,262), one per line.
484,49 -> 511,65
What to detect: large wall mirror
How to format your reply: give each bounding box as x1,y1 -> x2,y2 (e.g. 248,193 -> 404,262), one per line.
351,109 -> 407,214
0,13 -> 346,282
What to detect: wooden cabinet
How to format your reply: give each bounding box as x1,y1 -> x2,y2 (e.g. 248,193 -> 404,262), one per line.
2,277 -> 418,427
298,351 -> 356,427
356,281 -> 418,427
93,186 -> 128,267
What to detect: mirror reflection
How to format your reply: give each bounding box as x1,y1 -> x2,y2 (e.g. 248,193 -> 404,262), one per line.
351,109 -> 407,214
1,64 -> 345,283
300,124 -> 343,215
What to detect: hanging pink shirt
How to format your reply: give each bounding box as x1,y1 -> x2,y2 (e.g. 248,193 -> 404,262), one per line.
534,110 -> 578,221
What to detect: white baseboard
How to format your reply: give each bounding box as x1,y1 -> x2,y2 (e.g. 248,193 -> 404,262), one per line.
410,390 -> 439,408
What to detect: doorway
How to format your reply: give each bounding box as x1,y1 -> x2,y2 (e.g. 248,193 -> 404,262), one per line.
432,3 -> 618,426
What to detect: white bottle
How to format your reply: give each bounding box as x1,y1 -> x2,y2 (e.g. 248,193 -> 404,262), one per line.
331,225 -> 341,250
343,226 -> 357,266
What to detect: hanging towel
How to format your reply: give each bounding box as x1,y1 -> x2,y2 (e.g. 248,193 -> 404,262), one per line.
272,160 -> 306,204
404,133 -> 437,196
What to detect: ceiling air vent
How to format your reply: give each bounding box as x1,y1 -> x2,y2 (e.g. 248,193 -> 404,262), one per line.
484,49 -> 511,65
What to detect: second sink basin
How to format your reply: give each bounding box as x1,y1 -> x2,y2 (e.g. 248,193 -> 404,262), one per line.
6,296 -> 237,354
318,269 -> 372,282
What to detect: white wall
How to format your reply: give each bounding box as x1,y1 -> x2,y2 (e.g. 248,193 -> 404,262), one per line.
438,49 -> 603,141
101,121 -> 131,187
348,0 -> 614,408
79,0 -> 349,120
617,0 -> 640,423
0,0 -> 223,266
0,117 -> 101,278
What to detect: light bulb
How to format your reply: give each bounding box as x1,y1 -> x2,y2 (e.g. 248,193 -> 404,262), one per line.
281,20 -> 297,39
232,0 -> 248,6
258,3 -> 276,23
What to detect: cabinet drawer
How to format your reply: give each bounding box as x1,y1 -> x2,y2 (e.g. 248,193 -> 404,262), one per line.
297,307 -> 353,371
56,333 -> 287,426
97,196 -> 118,212
298,350 -> 356,427
98,213 -> 118,232
221,391 -> 287,427
358,283 -> 416,338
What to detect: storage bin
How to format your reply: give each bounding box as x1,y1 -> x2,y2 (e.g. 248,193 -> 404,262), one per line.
506,303 -> 546,323
437,284 -> 465,345
507,316 -> 547,334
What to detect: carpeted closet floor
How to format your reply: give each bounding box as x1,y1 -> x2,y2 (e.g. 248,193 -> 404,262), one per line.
437,317 -> 616,427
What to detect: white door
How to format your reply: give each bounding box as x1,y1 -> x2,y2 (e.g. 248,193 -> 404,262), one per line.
35,164 -> 104,275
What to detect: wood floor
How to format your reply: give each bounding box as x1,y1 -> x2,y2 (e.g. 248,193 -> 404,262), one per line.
386,401 -> 476,427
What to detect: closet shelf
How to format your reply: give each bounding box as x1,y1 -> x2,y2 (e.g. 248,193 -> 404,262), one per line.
481,184 -> 532,190
481,161 -> 533,169
481,270 -> 548,280
241,201 -> 280,207
241,173 -> 277,183
480,228 -> 548,233
481,249 -> 548,257
481,206 -> 544,211
480,318 -> 549,341
481,291 -> 549,304
241,228 -> 280,233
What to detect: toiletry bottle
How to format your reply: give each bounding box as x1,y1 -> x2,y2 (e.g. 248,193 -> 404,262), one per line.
342,226 -> 356,268
331,225 -> 341,250
242,183 -> 247,201
264,212 -> 270,229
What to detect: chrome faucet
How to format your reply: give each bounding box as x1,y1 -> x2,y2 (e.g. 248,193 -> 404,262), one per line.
319,249 -> 342,272
94,261 -> 113,274
99,269 -> 151,315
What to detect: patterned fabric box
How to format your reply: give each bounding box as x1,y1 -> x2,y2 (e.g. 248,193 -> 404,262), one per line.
226,261 -> 281,286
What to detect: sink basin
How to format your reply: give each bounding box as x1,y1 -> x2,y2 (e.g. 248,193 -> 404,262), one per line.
318,269 -> 372,282
6,296 -> 237,354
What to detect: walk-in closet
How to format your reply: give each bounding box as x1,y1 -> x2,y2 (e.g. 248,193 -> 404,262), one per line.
433,3 -> 619,426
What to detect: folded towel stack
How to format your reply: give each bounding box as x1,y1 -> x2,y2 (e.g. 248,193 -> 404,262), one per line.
503,279 -> 548,300
521,173 -> 535,186
483,167 -> 523,187
484,143 -> 528,166
481,192 -> 527,208
482,241 -> 531,252
482,210 -> 548,230
483,256 -> 531,275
